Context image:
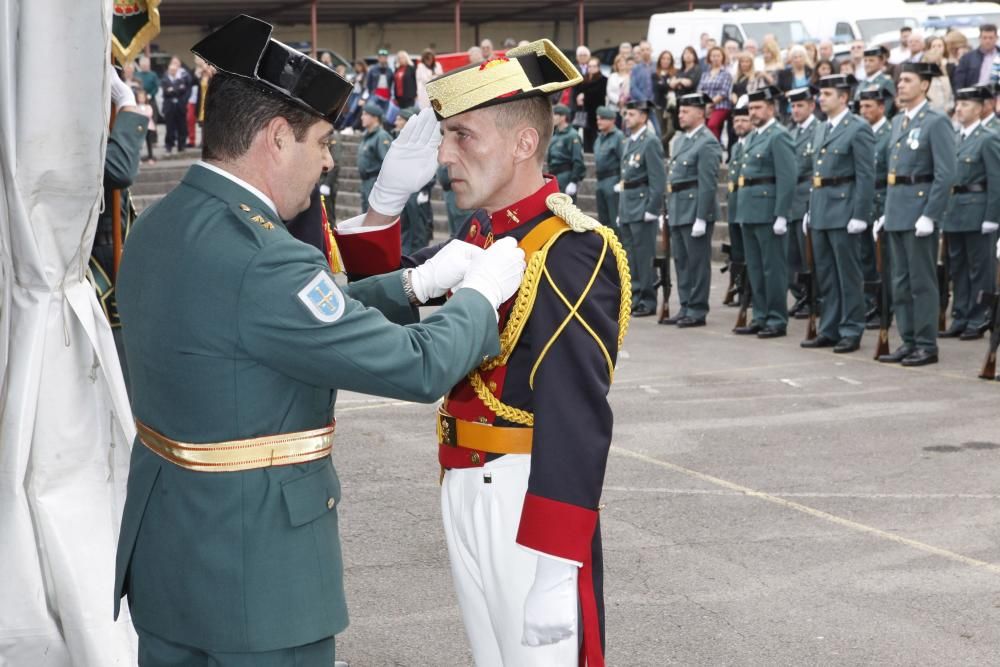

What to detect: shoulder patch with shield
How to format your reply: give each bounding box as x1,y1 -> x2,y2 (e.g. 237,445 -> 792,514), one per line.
297,271 -> 346,323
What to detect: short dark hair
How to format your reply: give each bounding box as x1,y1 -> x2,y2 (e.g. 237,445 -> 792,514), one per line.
981,23 -> 997,35
489,95 -> 554,165
202,73 -> 320,161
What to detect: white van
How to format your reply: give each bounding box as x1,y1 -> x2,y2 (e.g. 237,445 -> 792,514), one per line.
784,0 -> 920,44
647,5 -> 813,57
910,1 -> 1000,31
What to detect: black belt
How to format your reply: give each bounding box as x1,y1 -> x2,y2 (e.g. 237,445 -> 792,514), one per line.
875,178 -> 887,189
953,182 -> 987,194
797,175 -> 811,184
812,175 -> 855,188
887,174 -> 933,186
667,180 -> 698,193
359,170 -> 378,180
549,164 -> 572,175
596,170 -> 619,180
738,176 -> 776,187
623,178 -> 649,190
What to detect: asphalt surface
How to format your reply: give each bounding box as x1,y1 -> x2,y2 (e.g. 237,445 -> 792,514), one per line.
331,269 -> 1000,666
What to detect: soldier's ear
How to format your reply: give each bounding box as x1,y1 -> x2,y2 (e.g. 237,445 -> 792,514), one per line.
513,126 -> 541,166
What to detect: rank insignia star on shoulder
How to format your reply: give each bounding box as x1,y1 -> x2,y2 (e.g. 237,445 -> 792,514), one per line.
250,214 -> 275,230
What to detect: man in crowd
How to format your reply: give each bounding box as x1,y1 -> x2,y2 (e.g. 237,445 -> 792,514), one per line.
906,31 -> 926,63
357,102 -> 393,212
819,40 -> 835,65
980,83 -> 1000,130
801,74 -> 875,353
618,99 -> 667,317
874,62 -> 956,366
953,23 -> 1000,89
857,46 -> 896,118
890,26 -> 913,64
593,105 -> 624,234
786,86 -> 822,320
858,84 -> 895,328
939,86 -> 1000,340
662,92 -> 722,328
848,40 -> 867,81
726,97 -> 753,313
630,40 -> 657,134
365,48 -> 393,111
134,55 -> 159,117
160,56 -> 192,153
733,86 -> 796,339
479,38 -> 494,61
547,104 -> 585,200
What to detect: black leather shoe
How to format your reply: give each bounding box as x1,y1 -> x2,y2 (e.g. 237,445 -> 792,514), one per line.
660,313 -> 684,325
959,329 -> 985,341
757,327 -> 787,339
833,337 -> 861,353
878,345 -> 914,363
939,323 -> 965,338
801,335 -> 837,348
676,317 -> 706,328
865,318 -> 881,331
901,349 -> 939,366
632,304 -> 655,317
733,323 -> 763,335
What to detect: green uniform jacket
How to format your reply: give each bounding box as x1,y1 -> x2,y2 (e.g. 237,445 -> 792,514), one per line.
985,114 -> 1000,132
113,164 -> 500,653
728,138 -> 745,223
593,127 -> 624,180
357,126 -> 392,180
319,133 -> 343,198
856,71 -> 896,117
666,125 -> 721,226
872,118 -> 893,220
546,126 -> 586,189
808,113 -> 876,229
942,124 -> 1000,232
789,117 -> 823,221
884,103 -> 956,232
734,120 -> 796,224
619,126 -> 667,223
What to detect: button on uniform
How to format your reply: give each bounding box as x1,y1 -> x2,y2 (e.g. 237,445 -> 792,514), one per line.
326,497 -> 336,510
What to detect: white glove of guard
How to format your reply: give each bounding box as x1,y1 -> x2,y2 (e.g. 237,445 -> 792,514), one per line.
613,182 -> 623,193
982,221 -> 999,235
644,211 -> 659,222
691,218 -> 707,238
416,191 -> 430,205
522,556 -> 578,647
319,184 -> 331,196
872,215 -> 885,240
456,237 -> 526,312
369,108 -> 442,217
772,216 -> 788,236
566,182 -> 578,196
997,237 -> 1000,259
847,218 -> 868,234
914,215 -> 934,237
802,212 -> 810,236
409,240 -> 484,303
109,64 -> 136,110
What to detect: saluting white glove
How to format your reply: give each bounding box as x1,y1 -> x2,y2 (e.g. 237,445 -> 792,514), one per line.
772,216 -> 788,236
319,184 -> 331,196
914,215 -> 934,237
996,237 -> 1000,260
691,218 -> 707,238
566,182 -> 578,196
872,216 -> 885,240
522,555 -> 578,647
613,182 -> 623,193
416,191 -> 430,205
409,240 -> 484,303
644,211 -> 659,222
982,221 -> 999,235
802,212 -> 810,236
456,237 -> 526,312
369,108 -> 442,217
847,219 -> 868,234
109,64 -> 136,110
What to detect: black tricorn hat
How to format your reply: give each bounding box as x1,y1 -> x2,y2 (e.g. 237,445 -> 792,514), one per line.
747,85 -> 782,103
625,99 -> 657,113
817,74 -> 858,90
955,86 -> 991,101
678,92 -> 713,107
856,85 -> 894,102
900,61 -> 943,80
785,85 -> 818,102
863,45 -> 890,59
192,15 -> 352,123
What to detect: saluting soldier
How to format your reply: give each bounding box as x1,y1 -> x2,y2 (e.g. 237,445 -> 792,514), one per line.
618,99 -> 668,317
856,46 -> 896,118
357,101 -> 393,212
980,83 -> 1000,131
939,86 -> 1000,340
726,96 -> 752,306
786,86 -> 823,318
593,105 -> 625,233
395,107 -> 436,253
547,103 -> 586,200
436,163 -> 473,238
873,62 -> 956,366
112,16 -> 528,665
662,92 -> 722,327
733,85 -> 797,338
801,74 -> 876,353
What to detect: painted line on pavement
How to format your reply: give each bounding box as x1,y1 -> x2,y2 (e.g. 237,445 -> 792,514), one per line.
603,486 -> 1000,500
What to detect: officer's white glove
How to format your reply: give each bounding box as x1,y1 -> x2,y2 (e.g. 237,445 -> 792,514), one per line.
772,216 -> 788,236
416,191 -> 430,205
847,218 -> 868,234
109,64 -> 136,110
996,237 -> 1000,260
802,212 -> 810,236
644,211 -> 659,222
566,182 -> 578,196
319,184 -> 331,196
615,216 -> 620,224
409,240 -> 484,303
691,218 -> 707,237
457,237 -> 526,312
914,215 -> 934,237
613,182 -> 623,193
982,221 -> 999,235
522,555 -> 578,647
369,108 -> 442,217
872,216 -> 885,240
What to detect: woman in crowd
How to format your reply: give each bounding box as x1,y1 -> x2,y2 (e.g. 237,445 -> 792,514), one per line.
607,54 -> 633,113
654,49 -> 678,148
579,55 -> 609,151
923,35 -> 955,115
393,51 -> 417,110
671,46 -> 703,98
338,60 -> 368,131
761,37 -> 784,80
778,45 -> 813,92
698,45 -> 734,140
415,49 -> 443,110
803,41 -> 819,69
811,59 -> 835,84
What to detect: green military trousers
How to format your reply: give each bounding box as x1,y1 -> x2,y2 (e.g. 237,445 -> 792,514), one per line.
946,230 -> 998,332
743,223 -> 789,330
888,229 -> 939,353
787,217 -> 808,299
669,222 -> 714,320
401,194 -> 433,254
595,176 -> 621,235
621,219 -> 658,311
729,222 -> 745,264
137,627 -> 335,667
858,230 -> 880,315
811,228 -> 866,341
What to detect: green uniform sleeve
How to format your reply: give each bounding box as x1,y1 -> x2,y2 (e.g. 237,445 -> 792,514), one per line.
924,115 -> 957,222
237,239 -> 500,403
697,138 -> 722,221
106,110 -> 149,189
644,138 -> 667,217
772,131 -> 796,220
851,123 -> 876,223
376,131 -> 391,161
984,133 -> 1000,224
571,135 -> 586,184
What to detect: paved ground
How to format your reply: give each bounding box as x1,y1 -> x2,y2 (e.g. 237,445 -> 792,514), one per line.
327,272 -> 1000,666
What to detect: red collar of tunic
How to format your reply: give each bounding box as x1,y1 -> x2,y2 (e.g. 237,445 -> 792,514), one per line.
487,177 -> 560,235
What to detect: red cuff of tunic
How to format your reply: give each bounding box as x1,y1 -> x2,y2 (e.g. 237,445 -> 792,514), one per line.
516,493 -> 598,563
333,220 -> 401,276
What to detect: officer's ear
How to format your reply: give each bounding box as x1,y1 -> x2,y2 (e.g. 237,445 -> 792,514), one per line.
512,125 -> 541,166
262,115 -> 294,160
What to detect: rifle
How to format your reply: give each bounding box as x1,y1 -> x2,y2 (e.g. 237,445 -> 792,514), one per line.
652,219 -> 672,323
977,273 -> 1000,380
720,243 -> 738,306
798,228 -> 818,341
873,236 -> 892,360
937,234 -> 950,333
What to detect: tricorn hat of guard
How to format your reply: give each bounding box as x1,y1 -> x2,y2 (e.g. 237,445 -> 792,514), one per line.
191,14 -> 352,123
424,38 -> 582,119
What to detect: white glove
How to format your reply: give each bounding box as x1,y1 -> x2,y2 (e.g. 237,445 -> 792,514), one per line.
982,221 -> 999,235
409,240 -> 484,303
613,182 -> 623,193
319,184 -> 331,196
802,212 -> 810,236
457,237 -> 526,311
368,108 -> 442,217
109,64 -> 136,110
644,211 -> 659,222
691,218 -> 707,237
565,182 -> 578,196
915,215 -> 934,237
416,191 -> 430,205
522,556 -> 578,647
847,218 -> 868,234
872,216 -> 885,240
996,237 -> 1000,259
772,216 -> 788,236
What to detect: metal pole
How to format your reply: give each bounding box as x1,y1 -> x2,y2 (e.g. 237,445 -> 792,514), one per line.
474,24 -> 480,47
455,0 -> 462,53
577,0 -> 584,45
310,0 -> 318,59
351,24 -> 357,61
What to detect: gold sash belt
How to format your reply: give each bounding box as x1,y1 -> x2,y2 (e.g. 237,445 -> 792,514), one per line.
437,408 -> 533,455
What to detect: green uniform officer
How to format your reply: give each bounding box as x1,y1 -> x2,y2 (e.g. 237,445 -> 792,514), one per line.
940,86 -> 1000,340
801,74 -> 876,353
319,129 -> 343,222
357,102 -> 393,213
733,85 -> 797,338
662,92 -> 722,327
593,105 -> 625,233
874,61 -> 956,367
786,86 -> 823,316
856,46 -> 896,118
436,164 -> 473,238
395,108 -> 435,253
980,84 -> 1000,131
618,99 -> 667,316
858,85 -> 896,327
547,104 -> 586,200
113,16 -> 527,665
